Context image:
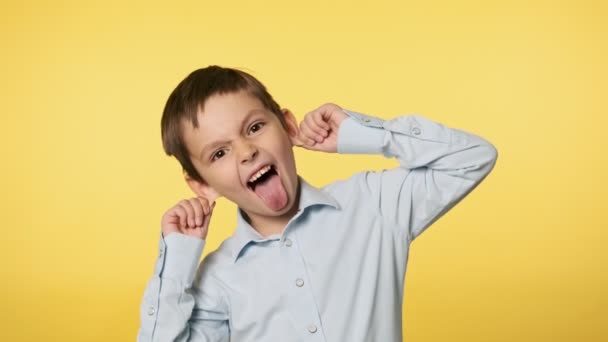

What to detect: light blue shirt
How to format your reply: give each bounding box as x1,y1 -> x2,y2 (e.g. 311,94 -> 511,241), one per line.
138,110 -> 498,342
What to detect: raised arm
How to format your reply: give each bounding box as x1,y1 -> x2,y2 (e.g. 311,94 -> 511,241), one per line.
297,103 -> 498,241
137,198 -> 230,341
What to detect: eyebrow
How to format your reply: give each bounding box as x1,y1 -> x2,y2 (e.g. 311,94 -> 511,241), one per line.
199,109 -> 267,160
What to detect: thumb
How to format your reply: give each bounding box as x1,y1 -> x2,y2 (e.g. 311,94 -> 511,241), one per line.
290,131 -> 306,147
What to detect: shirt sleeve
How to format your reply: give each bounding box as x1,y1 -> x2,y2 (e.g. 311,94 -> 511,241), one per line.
337,109 -> 498,241
137,232 -> 230,342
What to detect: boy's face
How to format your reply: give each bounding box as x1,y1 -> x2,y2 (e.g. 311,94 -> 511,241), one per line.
181,89 -> 301,221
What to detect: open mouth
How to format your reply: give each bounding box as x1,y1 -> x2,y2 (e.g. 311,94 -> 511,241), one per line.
247,164 -> 278,191
245,164 -> 288,211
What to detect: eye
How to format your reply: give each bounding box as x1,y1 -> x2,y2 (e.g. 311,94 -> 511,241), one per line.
211,149 -> 226,161
248,122 -> 265,134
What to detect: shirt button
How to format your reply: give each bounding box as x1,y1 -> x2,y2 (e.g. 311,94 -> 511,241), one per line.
412,127 -> 421,135
295,278 -> 304,287
307,324 -> 318,333
147,306 -> 155,316
285,238 -> 293,247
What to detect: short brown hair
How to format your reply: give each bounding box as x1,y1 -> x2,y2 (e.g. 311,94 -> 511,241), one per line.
161,66 -> 286,183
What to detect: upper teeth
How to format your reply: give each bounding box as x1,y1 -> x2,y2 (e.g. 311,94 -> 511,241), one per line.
249,165 -> 272,183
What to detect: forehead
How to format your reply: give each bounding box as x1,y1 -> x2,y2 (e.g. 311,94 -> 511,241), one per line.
200,90 -> 266,122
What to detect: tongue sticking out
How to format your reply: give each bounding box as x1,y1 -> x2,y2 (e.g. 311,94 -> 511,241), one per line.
252,173 -> 288,211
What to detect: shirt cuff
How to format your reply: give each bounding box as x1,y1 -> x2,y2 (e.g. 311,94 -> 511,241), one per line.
160,232 -> 205,285
337,110 -> 386,154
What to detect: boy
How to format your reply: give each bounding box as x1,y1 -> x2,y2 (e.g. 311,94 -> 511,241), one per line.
137,66 -> 498,342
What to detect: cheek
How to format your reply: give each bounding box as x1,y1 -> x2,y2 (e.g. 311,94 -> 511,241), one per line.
268,130 -> 294,153
276,146 -> 297,171
201,163 -> 238,187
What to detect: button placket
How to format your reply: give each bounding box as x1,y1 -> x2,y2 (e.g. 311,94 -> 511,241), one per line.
282,235 -> 326,340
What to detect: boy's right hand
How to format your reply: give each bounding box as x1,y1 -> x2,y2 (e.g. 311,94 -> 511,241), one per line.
161,197 -> 215,240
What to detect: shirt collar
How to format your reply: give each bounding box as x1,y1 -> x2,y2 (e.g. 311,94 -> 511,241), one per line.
230,176 -> 340,263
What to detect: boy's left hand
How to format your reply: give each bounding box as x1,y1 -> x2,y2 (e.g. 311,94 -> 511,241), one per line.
296,103 -> 349,153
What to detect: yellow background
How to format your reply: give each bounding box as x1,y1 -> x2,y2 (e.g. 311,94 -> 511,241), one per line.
2,0 -> 606,341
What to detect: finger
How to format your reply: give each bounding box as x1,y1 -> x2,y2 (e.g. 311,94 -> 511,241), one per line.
172,205 -> 188,231
297,122 -> 314,144
196,197 -> 211,216
298,134 -> 317,148
162,208 -> 179,232
291,133 -> 306,147
300,135 -> 316,147
304,115 -> 329,141
188,197 -> 205,226
298,123 -> 318,146
201,202 -> 214,229
310,111 -> 331,132
178,200 -> 196,228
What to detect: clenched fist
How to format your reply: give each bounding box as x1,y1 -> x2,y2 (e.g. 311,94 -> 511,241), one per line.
295,103 -> 349,153
161,197 -> 215,240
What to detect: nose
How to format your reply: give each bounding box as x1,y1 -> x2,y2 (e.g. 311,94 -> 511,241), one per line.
237,140 -> 258,164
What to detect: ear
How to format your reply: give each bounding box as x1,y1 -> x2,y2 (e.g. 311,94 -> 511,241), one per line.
184,172 -> 221,203
281,108 -> 304,147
